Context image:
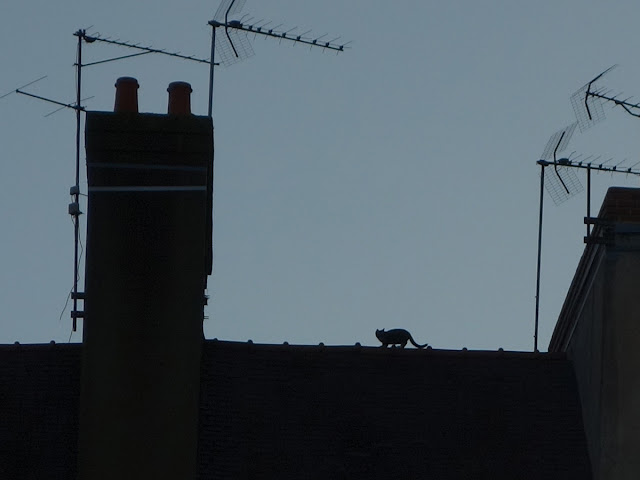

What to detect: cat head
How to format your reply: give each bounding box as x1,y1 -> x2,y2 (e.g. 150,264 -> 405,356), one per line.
375,329 -> 385,339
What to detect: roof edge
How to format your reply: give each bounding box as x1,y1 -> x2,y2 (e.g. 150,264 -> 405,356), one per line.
205,339 -> 567,359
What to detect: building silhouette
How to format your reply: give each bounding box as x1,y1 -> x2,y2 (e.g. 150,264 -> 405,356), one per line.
5,78 -> 639,479
549,186 -> 640,479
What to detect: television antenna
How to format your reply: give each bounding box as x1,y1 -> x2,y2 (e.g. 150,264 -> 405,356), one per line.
533,123 -> 581,352
570,65 -> 617,132
206,0 -> 350,115
566,65 -> 640,236
570,65 -> 640,132
8,3 -> 349,334
533,65 -> 640,350
6,29 -> 213,333
538,122 -> 583,206
534,151 -> 640,353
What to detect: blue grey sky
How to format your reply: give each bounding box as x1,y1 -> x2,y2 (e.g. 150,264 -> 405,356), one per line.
2,0 -> 640,350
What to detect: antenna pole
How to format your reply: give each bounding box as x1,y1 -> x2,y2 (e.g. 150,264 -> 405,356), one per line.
75,33 -> 82,205
534,161 -> 545,352
206,25 -> 216,278
208,26 -> 216,118
72,30 -> 83,332
586,167 -> 591,237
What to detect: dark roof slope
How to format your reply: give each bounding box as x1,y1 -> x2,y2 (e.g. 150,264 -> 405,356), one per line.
0,341 -> 591,479
0,343 -> 81,480
198,341 -> 591,480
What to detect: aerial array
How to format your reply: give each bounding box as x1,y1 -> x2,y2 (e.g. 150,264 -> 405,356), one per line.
2,0 -> 348,334
534,65 -> 640,351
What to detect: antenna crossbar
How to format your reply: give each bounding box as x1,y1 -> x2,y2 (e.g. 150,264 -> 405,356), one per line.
45,96 -> 94,117
209,20 -> 349,52
538,159 -> 640,176
587,91 -> 640,119
81,51 -> 154,68
16,89 -> 86,111
79,33 -> 212,65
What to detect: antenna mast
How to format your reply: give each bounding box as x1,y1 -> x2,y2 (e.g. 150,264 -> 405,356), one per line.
204,0 -> 349,275
534,123 -> 582,352
70,30 -> 84,330
534,66 -> 640,351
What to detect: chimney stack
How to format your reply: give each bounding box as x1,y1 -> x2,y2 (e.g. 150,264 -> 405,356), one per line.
78,78 -> 212,480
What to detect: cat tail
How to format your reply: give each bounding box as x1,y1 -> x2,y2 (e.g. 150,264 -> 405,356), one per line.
409,336 -> 428,349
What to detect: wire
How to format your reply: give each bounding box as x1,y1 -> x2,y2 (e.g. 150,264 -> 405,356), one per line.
59,290 -> 72,324
77,219 -> 85,272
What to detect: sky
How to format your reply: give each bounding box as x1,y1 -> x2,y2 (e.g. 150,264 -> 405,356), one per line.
2,0 -> 640,350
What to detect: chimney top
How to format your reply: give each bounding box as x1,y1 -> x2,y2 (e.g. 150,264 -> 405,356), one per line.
167,81 -> 192,115
114,77 -> 139,113
598,187 -> 640,223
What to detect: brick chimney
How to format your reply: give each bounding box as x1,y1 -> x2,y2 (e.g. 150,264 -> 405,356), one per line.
77,78 -> 212,480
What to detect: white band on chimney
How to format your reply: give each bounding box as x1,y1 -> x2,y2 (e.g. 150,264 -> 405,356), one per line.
89,185 -> 207,192
88,162 -> 207,173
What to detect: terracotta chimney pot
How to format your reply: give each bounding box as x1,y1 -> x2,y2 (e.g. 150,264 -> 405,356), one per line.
114,77 -> 139,113
167,81 -> 192,115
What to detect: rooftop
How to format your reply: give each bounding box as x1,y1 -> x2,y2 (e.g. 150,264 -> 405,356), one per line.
1,340 -> 591,479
